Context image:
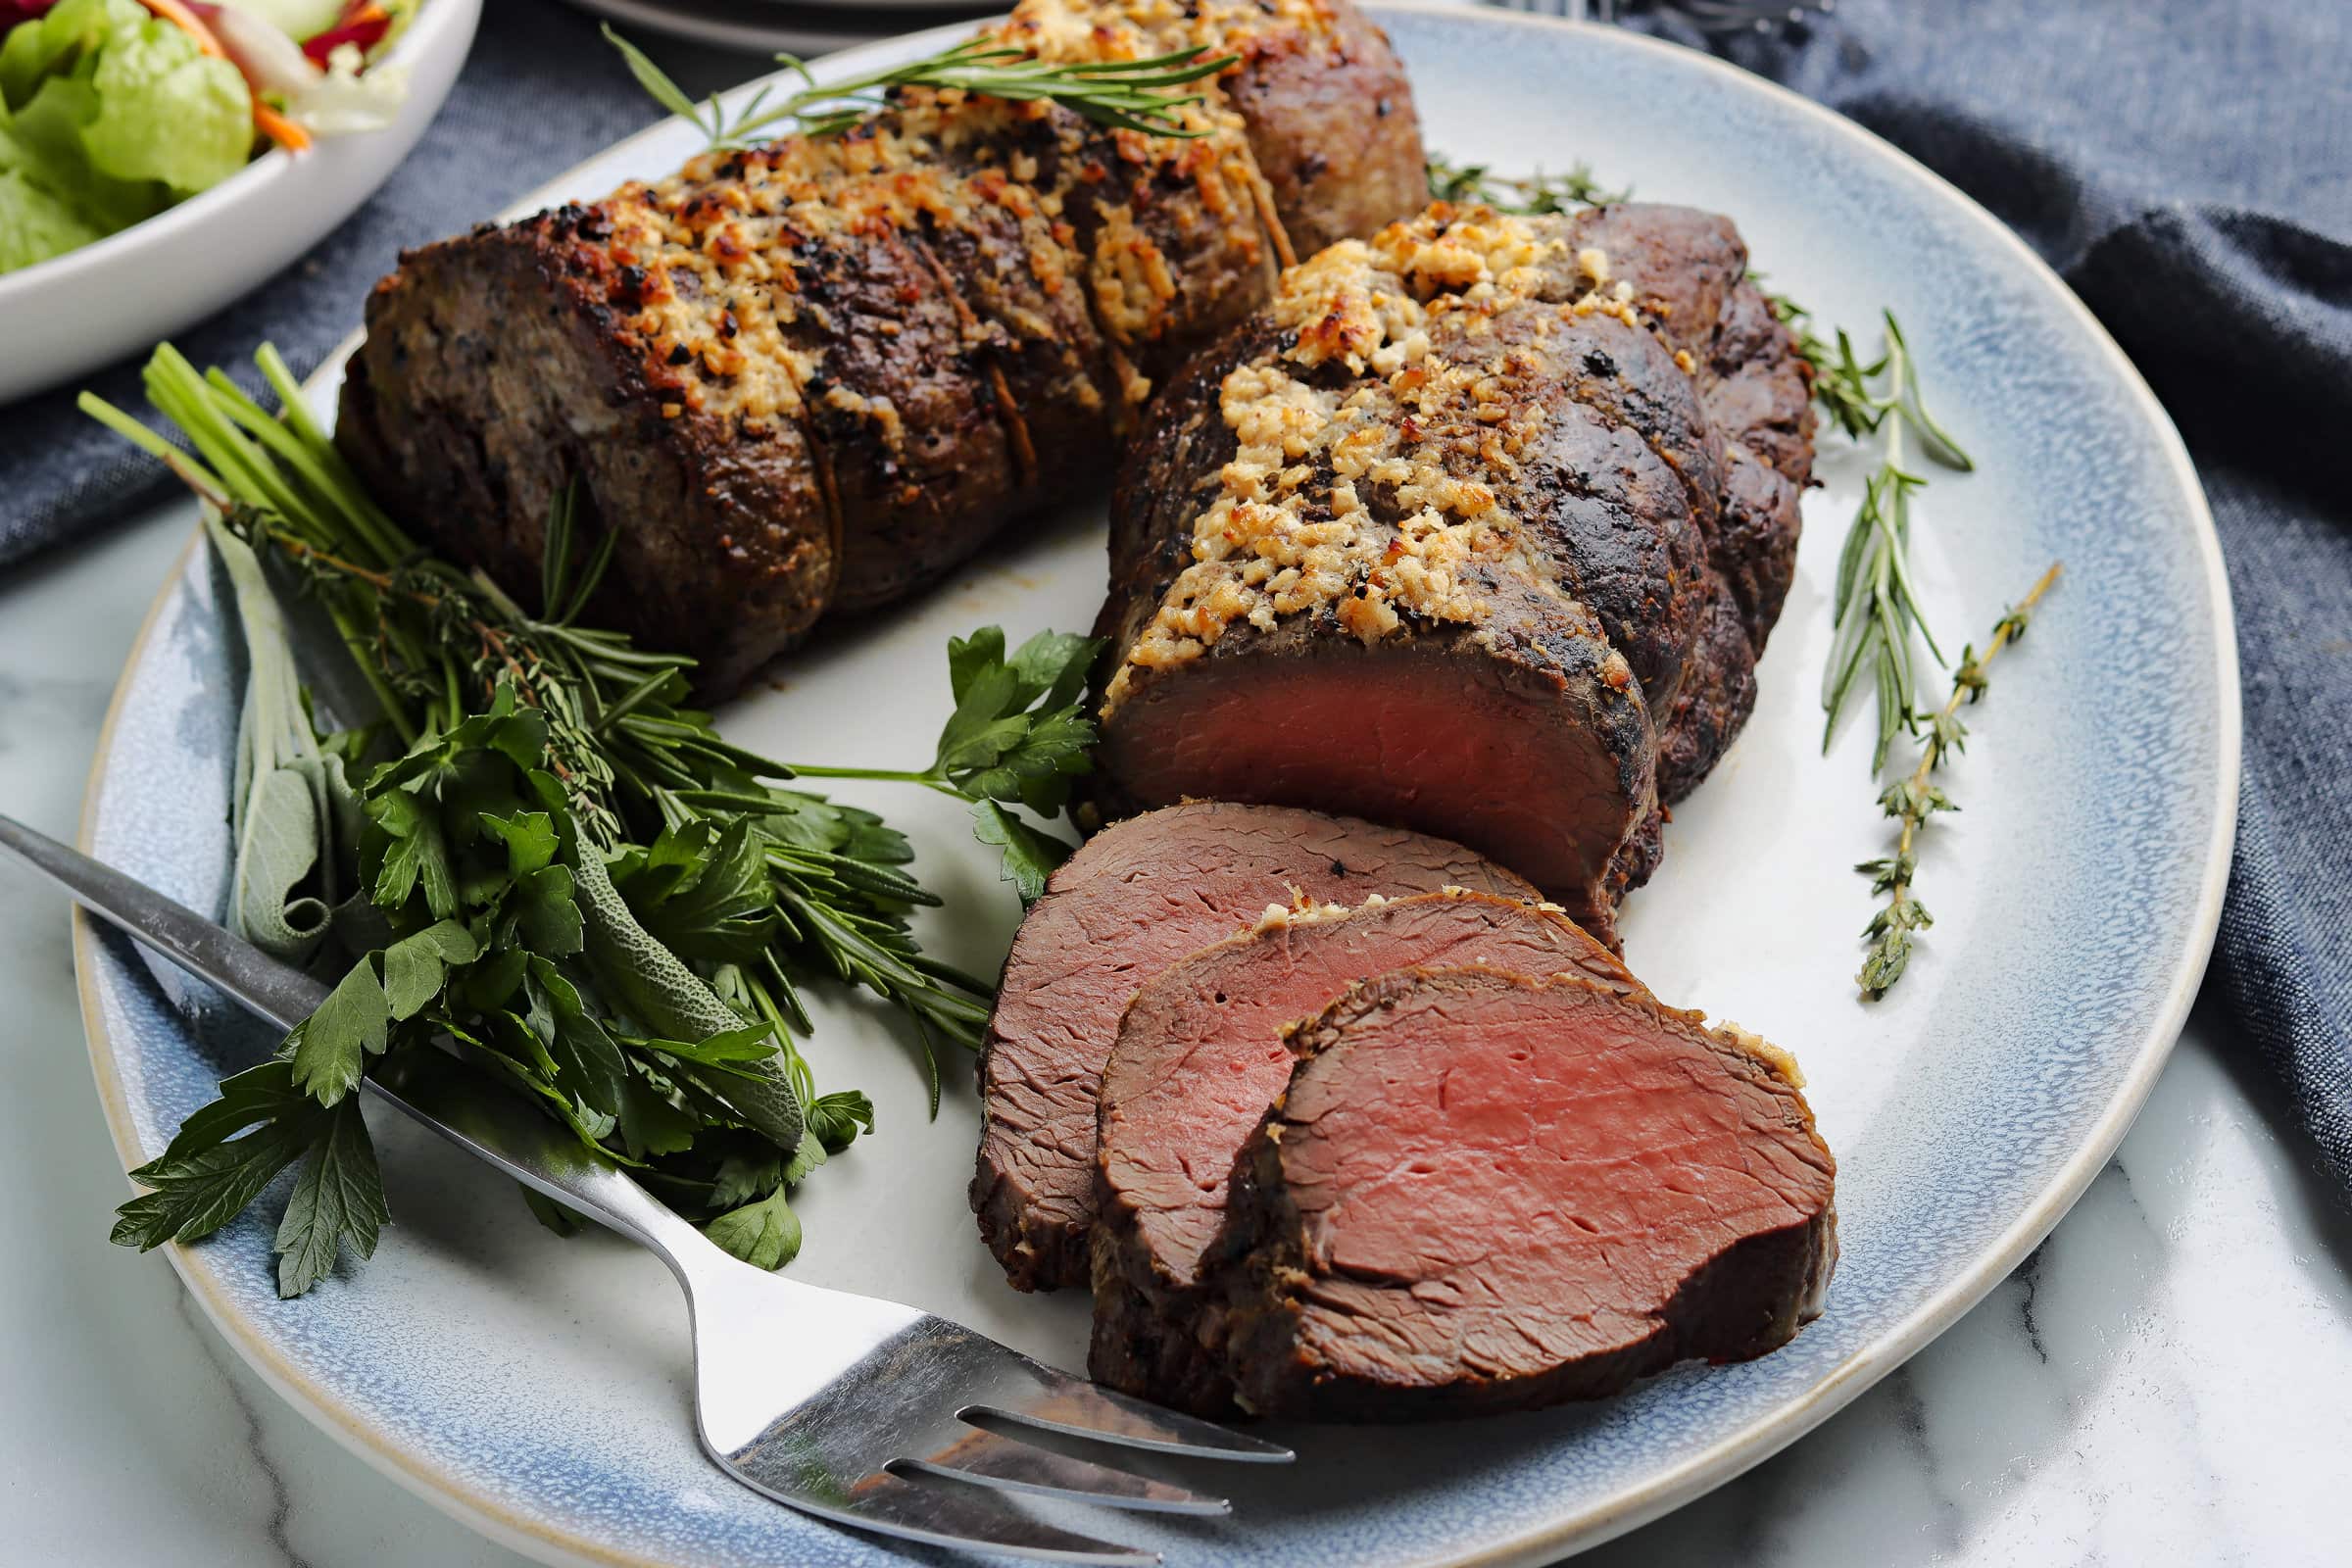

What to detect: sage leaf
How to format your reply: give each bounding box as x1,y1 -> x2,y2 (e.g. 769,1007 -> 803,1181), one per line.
231,763 -> 330,962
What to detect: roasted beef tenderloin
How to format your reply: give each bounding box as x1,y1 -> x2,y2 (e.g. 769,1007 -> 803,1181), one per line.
335,0 -> 1424,696
1092,203 -> 1815,937
971,802 -> 1535,1292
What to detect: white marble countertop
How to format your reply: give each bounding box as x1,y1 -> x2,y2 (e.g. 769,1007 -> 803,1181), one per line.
6,499 -> 2348,1568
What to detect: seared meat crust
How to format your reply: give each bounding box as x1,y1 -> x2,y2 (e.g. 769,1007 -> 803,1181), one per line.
1092,202 -> 1815,929
337,0 -> 1426,694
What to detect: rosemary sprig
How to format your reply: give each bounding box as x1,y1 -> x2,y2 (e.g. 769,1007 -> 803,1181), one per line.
1856,564 -> 2062,999
1425,153 -> 1630,213
604,24 -> 1237,150
1797,308 -> 1976,769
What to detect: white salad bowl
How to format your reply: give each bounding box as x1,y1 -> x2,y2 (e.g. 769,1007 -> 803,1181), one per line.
0,0 -> 480,404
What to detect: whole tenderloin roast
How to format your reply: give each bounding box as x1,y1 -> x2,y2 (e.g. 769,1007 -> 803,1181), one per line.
1091,201 -> 1817,940
334,0 -> 1426,694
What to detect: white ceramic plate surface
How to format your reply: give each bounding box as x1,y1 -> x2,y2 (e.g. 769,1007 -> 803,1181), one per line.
74,8 -> 2237,1565
0,0 -> 480,404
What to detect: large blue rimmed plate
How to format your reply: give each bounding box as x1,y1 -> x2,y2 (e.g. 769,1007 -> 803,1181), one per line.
73,7 -> 2237,1564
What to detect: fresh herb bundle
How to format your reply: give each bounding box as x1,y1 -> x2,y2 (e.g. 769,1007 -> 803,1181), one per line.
604,24 -> 1239,150
1857,564 -> 2062,998
82,345 -> 1097,1294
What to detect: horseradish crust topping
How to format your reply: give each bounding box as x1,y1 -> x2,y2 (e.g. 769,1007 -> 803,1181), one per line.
1107,206 -> 1661,706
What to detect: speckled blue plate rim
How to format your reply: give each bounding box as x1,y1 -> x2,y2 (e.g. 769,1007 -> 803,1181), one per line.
72,7 -> 2242,1566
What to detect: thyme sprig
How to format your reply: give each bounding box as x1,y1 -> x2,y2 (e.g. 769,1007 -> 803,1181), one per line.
605,24 -> 1237,150
1793,308 -> 1976,769
1856,564 -> 2063,999
1425,153 -> 1630,213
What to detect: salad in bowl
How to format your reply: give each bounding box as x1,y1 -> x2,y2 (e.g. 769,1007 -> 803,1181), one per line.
0,0 -> 415,274
0,0 -> 474,402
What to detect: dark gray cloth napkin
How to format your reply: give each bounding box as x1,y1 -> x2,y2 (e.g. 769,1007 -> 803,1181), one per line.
6,2 -> 2347,1185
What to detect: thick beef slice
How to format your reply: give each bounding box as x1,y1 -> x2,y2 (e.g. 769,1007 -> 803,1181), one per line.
1091,586 -> 1654,943
1090,890 -> 1637,1411
972,803 -> 1536,1291
1219,967 -> 1837,1420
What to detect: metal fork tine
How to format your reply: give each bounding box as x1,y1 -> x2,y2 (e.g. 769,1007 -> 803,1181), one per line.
904,1428 -> 1228,1514
785,1473 -> 1158,1565
981,1364 -> 1294,1462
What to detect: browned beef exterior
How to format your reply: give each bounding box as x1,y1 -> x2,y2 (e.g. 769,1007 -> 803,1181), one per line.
335,0 -> 1425,696
1091,204 -> 1815,935
1090,890 -> 1636,1412
972,803 -> 1536,1292
1217,967 -> 1837,1420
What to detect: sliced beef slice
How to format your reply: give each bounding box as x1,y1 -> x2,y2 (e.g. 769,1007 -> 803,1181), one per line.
1219,967 -> 1837,1420
972,803 -> 1537,1291
1090,890 -> 1636,1411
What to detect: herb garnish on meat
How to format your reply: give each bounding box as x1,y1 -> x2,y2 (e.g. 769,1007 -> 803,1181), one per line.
603,24 -> 1239,148
1423,153 -> 1631,213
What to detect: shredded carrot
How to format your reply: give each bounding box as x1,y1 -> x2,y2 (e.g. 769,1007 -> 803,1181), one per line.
138,0 -> 226,56
252,101 -> 314,152
137,0 -> 315,153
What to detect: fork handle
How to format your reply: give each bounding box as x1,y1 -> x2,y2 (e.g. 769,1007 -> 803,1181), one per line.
369,1048 -> 719,1281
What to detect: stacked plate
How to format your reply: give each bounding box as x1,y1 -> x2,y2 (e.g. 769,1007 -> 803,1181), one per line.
564,0 -> 1003,58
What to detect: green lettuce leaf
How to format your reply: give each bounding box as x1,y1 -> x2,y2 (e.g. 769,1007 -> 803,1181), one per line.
0,0 -> 251,272
0,157 -> 102,270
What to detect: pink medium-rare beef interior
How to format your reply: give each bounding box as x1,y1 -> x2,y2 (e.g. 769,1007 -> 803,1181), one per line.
971,802 -> 1538,1291
1220,967 -> 1838,1420
1091,889 -> 1640,1411
1091,624 -> 1648,941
